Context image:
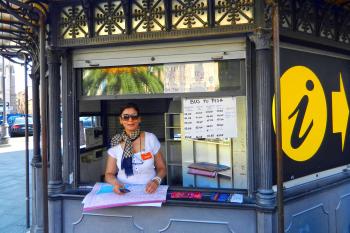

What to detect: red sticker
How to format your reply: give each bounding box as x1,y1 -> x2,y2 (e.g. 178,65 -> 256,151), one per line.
141,152 -> 152,160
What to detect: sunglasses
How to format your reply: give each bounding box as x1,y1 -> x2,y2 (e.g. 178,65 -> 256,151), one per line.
120,114 -> 139,121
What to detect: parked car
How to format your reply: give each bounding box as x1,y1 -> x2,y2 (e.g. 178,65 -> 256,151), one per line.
8,114 -> 30,127
9,117 -> 33,137
0,114 -> 25,126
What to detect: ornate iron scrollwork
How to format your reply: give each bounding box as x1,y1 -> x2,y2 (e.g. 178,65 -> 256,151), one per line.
214,0 -> 254,26
319,3 -> 336,40
296,0 -> 315,34
279,0 -> 292,29
60,5 -> 89,39
95,0 -> 126,35
172,0 -> 208,29
279,0 -> 350,44
132,0 -> 166,32
0,1 -> 46,66
338,10 -> 350,43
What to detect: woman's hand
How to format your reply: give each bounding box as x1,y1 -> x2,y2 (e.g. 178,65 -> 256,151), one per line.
113,182 -> 126,195
145,179 -> 159,194
105,156 -> 124,194
145,151 -> 166,194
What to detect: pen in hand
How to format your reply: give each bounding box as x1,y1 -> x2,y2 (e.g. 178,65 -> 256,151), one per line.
119,188 -> 130,193
113,184 -> 129,194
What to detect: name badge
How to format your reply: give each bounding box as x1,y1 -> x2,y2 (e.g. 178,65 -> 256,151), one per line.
141,152 -> 153,160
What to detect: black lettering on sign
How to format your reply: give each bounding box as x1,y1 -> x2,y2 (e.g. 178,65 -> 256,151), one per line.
289,81 -> 314,149
190,100 -> 200,104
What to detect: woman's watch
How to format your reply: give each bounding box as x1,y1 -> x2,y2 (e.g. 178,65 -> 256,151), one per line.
152,176 -> 162,185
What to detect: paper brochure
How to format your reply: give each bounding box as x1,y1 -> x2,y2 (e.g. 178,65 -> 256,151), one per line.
82,183 -> 168,211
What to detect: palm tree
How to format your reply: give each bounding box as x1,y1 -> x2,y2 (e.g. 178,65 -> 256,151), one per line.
82,66 -> 164,96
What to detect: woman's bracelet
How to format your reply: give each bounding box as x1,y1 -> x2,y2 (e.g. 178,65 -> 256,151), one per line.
152,176 -> 162,185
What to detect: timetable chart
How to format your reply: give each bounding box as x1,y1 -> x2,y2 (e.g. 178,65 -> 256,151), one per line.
183,97 -> 237,139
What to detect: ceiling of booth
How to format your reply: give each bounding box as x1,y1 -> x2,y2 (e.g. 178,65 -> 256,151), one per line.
0,0 -> 349,61
0,0 -> 48,62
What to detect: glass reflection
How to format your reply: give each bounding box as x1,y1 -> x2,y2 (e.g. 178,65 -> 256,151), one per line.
82,60 -> 242,96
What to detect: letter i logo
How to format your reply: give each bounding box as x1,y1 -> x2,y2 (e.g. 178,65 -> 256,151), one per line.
273,66 -> 327,162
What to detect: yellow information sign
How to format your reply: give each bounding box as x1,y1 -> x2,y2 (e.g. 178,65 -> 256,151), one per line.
273,66 -> 349,162
274,48 -> 350,181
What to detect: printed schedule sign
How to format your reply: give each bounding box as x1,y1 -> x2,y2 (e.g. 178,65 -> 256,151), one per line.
183,97 -> 237,139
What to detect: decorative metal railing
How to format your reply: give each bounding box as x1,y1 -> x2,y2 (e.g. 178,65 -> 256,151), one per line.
57,0 -> 255,44
279,0 -> 350,43
0,0 -> 349,59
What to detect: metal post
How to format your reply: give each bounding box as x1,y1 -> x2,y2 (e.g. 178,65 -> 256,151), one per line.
272,2 -> 284,233
47,48 -> 63,195
31,71 -> 41,163
1,55 -> 10,144
249,29 -> 275,207
24,55 -> 30,229
47,48 -> 64,233
30,71 -> 43,233
39,13 -> 49,233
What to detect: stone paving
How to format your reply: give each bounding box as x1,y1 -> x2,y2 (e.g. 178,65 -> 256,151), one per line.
0,137 -> 33,233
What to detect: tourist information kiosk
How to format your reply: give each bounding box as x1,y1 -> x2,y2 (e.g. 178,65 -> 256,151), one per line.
1,1 -> 350,233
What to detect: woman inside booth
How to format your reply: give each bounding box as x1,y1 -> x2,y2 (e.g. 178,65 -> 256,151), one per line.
105,103 -> 166,194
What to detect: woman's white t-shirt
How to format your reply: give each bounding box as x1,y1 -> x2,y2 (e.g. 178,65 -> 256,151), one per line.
107,132 -> 160,185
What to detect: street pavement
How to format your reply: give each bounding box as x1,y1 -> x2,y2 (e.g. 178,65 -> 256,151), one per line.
0,136 -> 33,233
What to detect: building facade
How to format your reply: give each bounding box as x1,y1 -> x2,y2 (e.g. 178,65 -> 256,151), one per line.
0,61 -> 17,115
17,90 -> 33,115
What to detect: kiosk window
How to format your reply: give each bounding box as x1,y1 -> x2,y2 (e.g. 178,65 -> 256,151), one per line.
79,59 -> 248,190
165,96 -> 247,190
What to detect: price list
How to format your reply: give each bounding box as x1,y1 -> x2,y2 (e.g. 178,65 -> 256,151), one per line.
183,97 -> 237,139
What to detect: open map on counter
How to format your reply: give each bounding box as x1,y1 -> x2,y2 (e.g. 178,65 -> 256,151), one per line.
82,183 -> 169,211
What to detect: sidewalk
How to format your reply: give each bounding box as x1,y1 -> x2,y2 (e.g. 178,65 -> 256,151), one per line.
0,137 -> 32,233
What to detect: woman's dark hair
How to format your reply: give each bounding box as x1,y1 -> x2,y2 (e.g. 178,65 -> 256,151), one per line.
119,102 -> 140,116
